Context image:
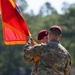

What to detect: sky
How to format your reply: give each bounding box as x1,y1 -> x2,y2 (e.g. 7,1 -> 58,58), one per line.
25,0 -> 75,15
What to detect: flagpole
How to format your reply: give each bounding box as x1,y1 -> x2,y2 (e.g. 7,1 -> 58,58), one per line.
0,0 -> 5,45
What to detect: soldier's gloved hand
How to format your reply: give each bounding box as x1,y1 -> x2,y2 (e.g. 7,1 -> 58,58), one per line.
26,36 -> 31,44
23,43 -> 31,52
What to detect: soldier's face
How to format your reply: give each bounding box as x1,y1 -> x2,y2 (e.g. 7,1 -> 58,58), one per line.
39,36 -> 49,43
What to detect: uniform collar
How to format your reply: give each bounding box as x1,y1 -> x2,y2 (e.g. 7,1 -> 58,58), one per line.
50,40 -> 59,43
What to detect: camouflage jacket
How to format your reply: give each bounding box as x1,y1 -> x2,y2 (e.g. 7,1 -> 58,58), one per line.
24,40 -> 71,75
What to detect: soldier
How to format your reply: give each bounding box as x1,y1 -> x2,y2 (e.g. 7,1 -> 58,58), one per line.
24,25 -> 71,75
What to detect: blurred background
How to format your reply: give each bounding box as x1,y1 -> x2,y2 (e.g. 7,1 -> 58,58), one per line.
0,0 -> 75,75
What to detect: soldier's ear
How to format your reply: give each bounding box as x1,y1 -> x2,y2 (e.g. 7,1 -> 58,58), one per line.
60,34 -> 62,38
57,35 -> 61,41
58,35 -> 62,40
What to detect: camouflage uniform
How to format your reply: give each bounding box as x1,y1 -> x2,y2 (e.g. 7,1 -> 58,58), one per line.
31,61 -> 39,75
24,40 -> 71,75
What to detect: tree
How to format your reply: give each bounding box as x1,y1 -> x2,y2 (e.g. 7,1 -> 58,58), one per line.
39,2 -> 57,16
61,2 -> 69,13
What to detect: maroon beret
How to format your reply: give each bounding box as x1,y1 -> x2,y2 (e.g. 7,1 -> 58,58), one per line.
50,25 -> 62,32
38,30 -> 48,40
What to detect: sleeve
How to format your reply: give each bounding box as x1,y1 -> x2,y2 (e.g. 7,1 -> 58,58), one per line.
23,44 -> 34,62
64,54 -> 71,75
24,44 -> 44,62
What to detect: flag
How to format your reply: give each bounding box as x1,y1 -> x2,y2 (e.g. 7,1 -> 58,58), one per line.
0,0 -> 1,14
1,0 -> 30,45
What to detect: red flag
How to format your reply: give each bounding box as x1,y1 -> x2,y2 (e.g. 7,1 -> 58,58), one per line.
1,0 -> 30,45
0,0 -> 1,14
